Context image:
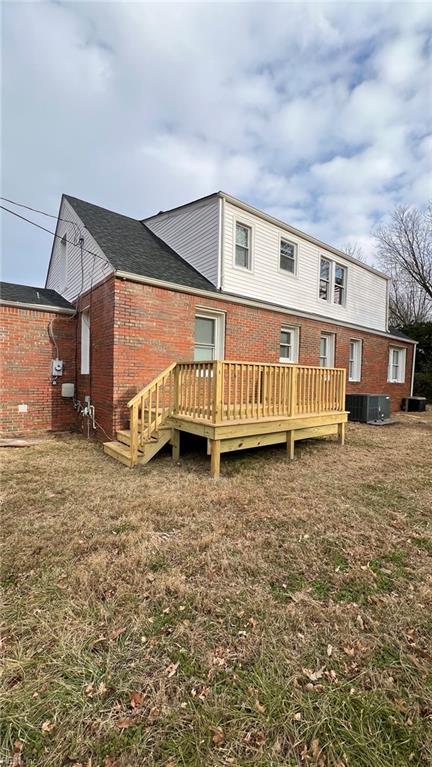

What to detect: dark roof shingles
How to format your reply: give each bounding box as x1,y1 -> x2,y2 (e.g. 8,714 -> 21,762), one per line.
0,282 -> 74,310
64,195 -> 216,292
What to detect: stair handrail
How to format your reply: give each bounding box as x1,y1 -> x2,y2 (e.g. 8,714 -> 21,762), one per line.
128,362 -> 178,464
127,362 -> 178,408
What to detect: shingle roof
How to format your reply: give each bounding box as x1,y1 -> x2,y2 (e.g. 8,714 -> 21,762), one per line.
64,195 -> 216,292
0,282 -> 75,310
388,327 -> 417,342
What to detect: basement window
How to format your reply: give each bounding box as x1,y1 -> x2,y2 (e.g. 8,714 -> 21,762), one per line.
81,308 -> 90,374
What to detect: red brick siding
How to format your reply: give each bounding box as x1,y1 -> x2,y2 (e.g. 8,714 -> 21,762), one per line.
0,305 -> 77,434
111,279 -> 413,430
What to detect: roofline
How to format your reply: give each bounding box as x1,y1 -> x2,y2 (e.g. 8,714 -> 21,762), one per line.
0,298 -> 75,315
219,191 -> 390,280
143,189 -> 390,281
114,269 -> 416,344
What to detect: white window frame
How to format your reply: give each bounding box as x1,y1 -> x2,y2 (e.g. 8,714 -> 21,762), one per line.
334,263 -> 347,306
320,332 -> 335,368
279,237 -> 297,276
233,219 -> 253,272
279,325 -> 299,363
80,308 -> 90,375
319,257 -> 331,302
349,338 -> 362,382
387,346 -> 406,383
194,308 -> 225,362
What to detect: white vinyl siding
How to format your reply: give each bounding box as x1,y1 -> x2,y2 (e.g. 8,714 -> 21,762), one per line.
320,333 -> 335,368
222,201 -> 388,332
279,326 -> 299,363
388,346 -> 406,383
145,197 -> 220,286
46,198 -> 112,301
80,309 -> 90,374
349,339 -> 362,382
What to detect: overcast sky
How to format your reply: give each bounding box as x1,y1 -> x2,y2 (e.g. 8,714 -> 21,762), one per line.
1,1 -> 432,287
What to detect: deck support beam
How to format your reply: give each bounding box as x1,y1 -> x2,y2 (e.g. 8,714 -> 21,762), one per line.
337,422 -> 345,446
171,429 -> 180,462
210,439 -> 221,479
287,430 -> 295,460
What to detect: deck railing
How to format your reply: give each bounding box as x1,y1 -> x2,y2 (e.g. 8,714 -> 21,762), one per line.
127,361 -> 346,463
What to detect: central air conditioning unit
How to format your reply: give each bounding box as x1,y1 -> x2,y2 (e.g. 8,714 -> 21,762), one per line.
345,394 -> 391,424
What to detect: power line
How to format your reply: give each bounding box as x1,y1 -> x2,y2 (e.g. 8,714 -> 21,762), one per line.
0,204 -> 110,266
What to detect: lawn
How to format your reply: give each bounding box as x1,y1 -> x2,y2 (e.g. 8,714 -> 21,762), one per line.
1,412 -> 432,767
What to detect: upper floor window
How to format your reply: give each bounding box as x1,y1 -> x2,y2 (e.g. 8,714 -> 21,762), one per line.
320,258 -> 331,301
334,264 -> 346,305
280,239 -> 296,274
235,222 -> 251,270
320,332 -> 335,368
349,339 -> 362,382
279,326 -> 299,363
388,346 -> 406,383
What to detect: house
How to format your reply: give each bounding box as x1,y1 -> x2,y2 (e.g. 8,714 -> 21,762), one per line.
0,191 -> 416,474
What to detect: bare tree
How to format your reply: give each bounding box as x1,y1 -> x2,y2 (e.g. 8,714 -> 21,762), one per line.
343,242 -> 367,263
375,204 -> 432,326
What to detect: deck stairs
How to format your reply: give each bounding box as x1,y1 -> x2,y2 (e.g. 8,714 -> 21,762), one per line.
103,412 -> 172,467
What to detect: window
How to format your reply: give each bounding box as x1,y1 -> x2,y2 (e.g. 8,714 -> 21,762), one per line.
280,239 -> 296,274
388,346 -> 406,383
349,339 -> 362,382
320,333 -> 335,367
334,264 -> 346,305
80,309 -> 90,374
319,258 -> 331,300
279,326 -> 299,363
235,222 -> 251,269
194,311 -> 225,361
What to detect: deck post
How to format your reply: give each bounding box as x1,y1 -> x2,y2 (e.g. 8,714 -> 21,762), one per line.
286,430 -> 295,460
213,361 -> 223,424
337,422 -> 345,446
210,439 -> 221,478
171,429 -> 180,462
173,365 -> 180,415
289,366 -> 298,417
130,402 -> 139,466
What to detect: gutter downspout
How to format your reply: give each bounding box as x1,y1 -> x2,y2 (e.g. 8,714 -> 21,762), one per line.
410,343 -> 417,396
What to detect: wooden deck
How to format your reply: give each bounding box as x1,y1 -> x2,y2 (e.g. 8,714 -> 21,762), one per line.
103,360 -> 347,476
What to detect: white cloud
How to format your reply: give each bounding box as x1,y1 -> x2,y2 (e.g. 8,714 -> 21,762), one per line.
1,1 -> 432,283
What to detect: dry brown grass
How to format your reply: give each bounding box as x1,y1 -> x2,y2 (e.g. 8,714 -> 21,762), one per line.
1,412 -> 432,767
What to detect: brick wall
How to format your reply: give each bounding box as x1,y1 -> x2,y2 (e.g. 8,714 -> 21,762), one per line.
0,305 -> 77,434
75,275 -> 115,440
111,279 -> 414,430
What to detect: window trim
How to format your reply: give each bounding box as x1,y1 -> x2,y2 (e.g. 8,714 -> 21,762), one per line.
319,332 -> 335,368
80,307 -> 90,375
279,325 -> 299,363
348,338 -> 362,382
233,218 -> 253,272
318,256 -> 348,308
334,262 -> 347,307
319,257 -> 331,303
194,307 -> 225,361
387,345 -> 406,384
278,236 -> 298,277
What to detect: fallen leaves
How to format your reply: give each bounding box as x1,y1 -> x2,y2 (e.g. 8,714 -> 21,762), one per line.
210,725 -> 225,745
41,719 -> 55,733
130,691 -> 145,709
165,661 -> 179,678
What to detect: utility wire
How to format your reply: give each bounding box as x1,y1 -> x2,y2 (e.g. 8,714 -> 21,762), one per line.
0,204 -> 110,266
1,195 -> 83,244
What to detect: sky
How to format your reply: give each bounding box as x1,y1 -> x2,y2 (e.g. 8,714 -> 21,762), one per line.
1,1 -> 432,287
